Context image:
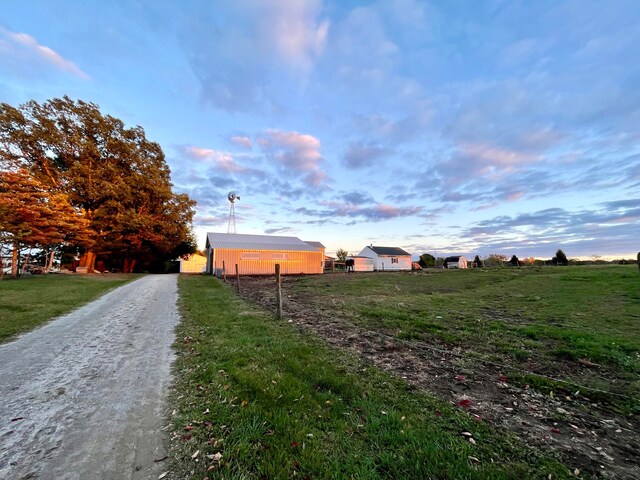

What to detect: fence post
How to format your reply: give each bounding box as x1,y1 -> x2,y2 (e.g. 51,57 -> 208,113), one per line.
222,260 -> 226,282
235,263 -> 240,293
275,264 -> 282,319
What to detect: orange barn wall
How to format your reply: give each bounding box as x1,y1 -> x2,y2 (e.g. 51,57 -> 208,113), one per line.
212,249 -> 324,276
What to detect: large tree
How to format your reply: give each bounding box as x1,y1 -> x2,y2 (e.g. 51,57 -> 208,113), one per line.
0,97 -> 196,272
418,253 -> 435,268
0,169 -> 92,276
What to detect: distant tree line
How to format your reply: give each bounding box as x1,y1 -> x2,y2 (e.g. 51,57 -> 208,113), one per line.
0,97 -> 196,276
416,249 -> 638,268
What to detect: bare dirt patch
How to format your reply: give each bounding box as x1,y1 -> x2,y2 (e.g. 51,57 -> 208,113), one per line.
233,274 -> 640,480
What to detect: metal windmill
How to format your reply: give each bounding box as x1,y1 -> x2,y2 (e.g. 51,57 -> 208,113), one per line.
227,191 -> 240,233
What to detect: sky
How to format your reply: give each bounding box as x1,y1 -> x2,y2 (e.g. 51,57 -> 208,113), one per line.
1,0 -> 639,260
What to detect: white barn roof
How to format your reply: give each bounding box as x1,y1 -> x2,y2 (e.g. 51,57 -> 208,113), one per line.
206,232 -> 319,252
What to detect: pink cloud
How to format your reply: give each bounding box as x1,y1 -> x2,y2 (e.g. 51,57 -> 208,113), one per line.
181,146 -> 247,173
230,135 -> 253,149
258,0 -> 329,72
0,27 -> 89,79
259,129 -> 322,171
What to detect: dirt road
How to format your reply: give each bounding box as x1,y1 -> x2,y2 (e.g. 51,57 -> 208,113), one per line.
0,274 -> 180,480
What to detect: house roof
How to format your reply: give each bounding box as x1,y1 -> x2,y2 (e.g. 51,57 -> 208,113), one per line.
206,232 -> 319,252
367,246 -> 411,256
304,241 -> 326,251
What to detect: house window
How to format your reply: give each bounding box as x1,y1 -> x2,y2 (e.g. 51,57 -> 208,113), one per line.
391,257 -> 398,264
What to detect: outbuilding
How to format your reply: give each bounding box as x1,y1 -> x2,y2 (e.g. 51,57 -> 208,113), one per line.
205,232 -> 324,276
180,253 -> 207,273
357,245 -> 412,271
444,256 -> 468,269
345,255 -> 374,272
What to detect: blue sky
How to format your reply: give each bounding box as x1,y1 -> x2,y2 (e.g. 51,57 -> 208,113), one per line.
1,0 -> 639,259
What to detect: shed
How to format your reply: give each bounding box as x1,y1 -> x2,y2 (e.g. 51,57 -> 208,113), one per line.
357,245 -> 412,271
346,256 -> 374,272
444,256 -> 468,269
205,232 -> 324,276
180,254 -> 207,273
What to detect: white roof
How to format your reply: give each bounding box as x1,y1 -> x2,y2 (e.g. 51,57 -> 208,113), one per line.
206,232 -> 319,252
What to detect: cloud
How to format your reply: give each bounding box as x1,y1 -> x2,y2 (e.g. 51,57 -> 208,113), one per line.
258,129 -> 330,187
454,199 -> 640,257
180,0 -> 329,111
229,135 -> 253,149
340,191 -> 375,205
177,145 -> 249,173
293,201 -> 422,223
343,142 -> 392,169
264,227 -> 294,235
0,27 -> 89,79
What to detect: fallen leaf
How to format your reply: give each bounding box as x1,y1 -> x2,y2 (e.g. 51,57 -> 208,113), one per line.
191,450 -> 200,459
458,399 -> 472,408
468,456 -> 480,464
181,434 -> 192,441
241,400 -> 249,407
10,417 -> 24,422
435,410 -> 442,417
158,472 -> 169,479
291,442 -> 300,448
203,408 -> 210,414
455,375 -> 465,381
551,428 -> 561,434
468,438 -> 476,445
461,432 -> 473,437
573,468 -> 580,476
154,456 -> 168,462
207,452 -> 223,462
498,375 -> 508,383
184,425 -> 194,431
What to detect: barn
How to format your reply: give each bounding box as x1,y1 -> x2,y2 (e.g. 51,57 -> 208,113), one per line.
180,253 -> 207,273
346,255 -> 374,272
444,256 -> 468,269
357,245 -> 412,271
205,232 -> 324,276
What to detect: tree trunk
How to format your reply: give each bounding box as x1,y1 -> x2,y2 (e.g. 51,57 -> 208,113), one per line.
45,250 -> 55,273
79,252 -> 97,273
11,244 -> 19,277
122,258 -> 137,273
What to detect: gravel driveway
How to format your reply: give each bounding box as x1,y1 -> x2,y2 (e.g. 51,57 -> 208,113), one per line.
0,274 -> 180,480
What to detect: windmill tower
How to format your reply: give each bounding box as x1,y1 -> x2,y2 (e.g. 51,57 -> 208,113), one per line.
227,191 -> 240,233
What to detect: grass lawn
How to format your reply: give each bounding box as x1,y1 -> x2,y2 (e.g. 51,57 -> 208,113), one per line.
171,274 -> 575,479
0,273 -> 139,342
291,265 -> 640,413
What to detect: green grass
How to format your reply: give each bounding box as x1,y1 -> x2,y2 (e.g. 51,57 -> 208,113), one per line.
0,273 -> 139,342
291,265 -> 640,413
171,275 -> 575,479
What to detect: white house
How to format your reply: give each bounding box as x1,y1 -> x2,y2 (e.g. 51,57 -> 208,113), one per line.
357,246 -> 412,271
180,254 -> 207,273
444,256 -> 468,269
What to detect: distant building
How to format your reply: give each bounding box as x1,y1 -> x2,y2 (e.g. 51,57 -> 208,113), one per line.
180,254 -> 207,273
357,246 -> 412,271
205,232 -> 324,276
345,256 -> 375,272
444,256 -> 468,269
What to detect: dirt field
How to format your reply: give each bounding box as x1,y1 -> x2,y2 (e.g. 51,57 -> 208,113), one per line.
234,272 -> 639,480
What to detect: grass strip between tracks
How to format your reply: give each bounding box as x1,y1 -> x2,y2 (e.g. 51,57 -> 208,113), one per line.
171,274 -> 575,479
